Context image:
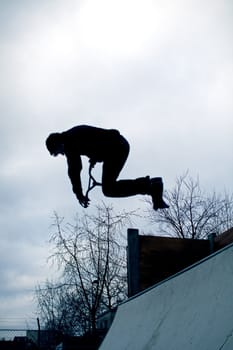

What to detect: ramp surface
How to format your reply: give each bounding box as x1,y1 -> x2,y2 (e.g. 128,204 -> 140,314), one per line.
100,244 -> 233,350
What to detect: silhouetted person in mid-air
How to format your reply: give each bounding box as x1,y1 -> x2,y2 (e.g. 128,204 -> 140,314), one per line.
46,125 -> 169,210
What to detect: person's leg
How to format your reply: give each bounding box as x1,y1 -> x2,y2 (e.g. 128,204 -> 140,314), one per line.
102,136 -> 169,209
102,138 -> 151,197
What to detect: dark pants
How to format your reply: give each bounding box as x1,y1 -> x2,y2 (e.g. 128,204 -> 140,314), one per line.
102,135 -> 149,197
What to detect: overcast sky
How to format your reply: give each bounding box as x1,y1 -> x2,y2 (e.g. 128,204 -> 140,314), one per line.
0,0 -> 232,330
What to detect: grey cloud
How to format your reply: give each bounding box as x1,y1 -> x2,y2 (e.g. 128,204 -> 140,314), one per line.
0,0 -> 232,327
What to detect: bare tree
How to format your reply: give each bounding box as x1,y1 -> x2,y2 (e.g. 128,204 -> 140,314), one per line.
36,203 -> 133,335
36,281 -> 80,335
146,173 -> 233,239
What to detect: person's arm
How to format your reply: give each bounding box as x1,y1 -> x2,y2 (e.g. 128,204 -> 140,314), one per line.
66,154 -> 88,206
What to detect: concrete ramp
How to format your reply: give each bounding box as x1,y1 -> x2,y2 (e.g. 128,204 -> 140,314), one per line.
100,244 -> 233,350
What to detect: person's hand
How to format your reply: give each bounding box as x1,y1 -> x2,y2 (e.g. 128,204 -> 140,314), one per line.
77,194 -> 90,208
89,158 -> 96,169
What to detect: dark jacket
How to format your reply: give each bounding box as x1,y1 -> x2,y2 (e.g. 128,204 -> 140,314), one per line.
61,125 -> 122,196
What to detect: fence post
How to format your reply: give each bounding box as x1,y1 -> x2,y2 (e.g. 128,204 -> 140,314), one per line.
127,228 -> 140,297
37,318 -> 41,349
208,233 -> 216,254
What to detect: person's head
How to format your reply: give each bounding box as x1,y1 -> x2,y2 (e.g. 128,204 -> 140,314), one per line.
46,133 -> 64,156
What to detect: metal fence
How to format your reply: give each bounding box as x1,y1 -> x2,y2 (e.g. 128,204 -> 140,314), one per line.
0,329 -> 27,341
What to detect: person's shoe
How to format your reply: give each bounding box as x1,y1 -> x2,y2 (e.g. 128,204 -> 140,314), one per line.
150,177 -> 169,211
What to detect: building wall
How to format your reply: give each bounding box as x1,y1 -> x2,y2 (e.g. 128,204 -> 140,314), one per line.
127,227 -> 233,297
